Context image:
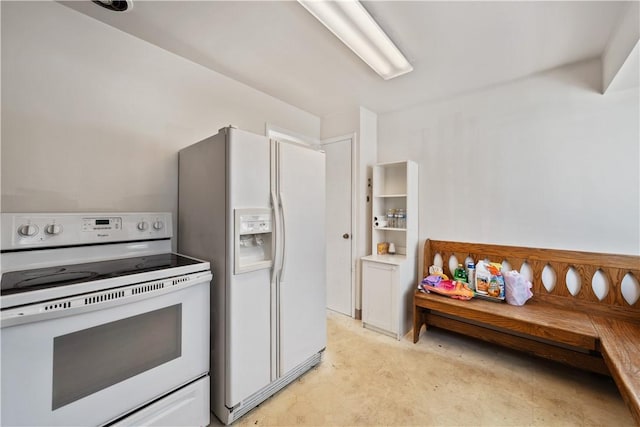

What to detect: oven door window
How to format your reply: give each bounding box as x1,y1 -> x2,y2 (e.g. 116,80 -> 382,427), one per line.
52,304 -> 182,410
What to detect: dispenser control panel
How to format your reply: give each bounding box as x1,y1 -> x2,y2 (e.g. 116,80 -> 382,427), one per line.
234,208 -> 273,274
238,212 -> 272,234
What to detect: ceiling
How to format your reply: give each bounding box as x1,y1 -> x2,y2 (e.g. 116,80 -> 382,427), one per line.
61,1 -> 628,118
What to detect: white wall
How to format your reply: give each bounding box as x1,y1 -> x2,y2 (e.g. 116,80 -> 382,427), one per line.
1,1 -> 320,221
321,108 -> 360,141
357,109 -> 377,248
378,59 -> 639,259
602,1 -> 640,93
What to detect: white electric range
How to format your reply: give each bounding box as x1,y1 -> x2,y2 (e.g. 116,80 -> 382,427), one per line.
0,212 -> 212,426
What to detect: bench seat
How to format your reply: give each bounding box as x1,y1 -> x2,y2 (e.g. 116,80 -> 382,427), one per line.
414,291 -> 607,375
414,291 -> 599,349
591,316 -> 640,425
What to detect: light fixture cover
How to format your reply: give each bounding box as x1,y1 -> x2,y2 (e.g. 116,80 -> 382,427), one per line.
298,0 -> 412,80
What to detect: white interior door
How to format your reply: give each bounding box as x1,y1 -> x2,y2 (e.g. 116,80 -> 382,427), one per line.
322,137 -> 353,316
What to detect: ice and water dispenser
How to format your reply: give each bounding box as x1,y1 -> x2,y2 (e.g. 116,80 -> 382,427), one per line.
234,208 -> 273,274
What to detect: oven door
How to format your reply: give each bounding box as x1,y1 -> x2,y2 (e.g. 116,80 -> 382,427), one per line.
1,274 -> 210,426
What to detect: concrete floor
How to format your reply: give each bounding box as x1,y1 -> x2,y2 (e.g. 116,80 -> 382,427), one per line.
218,311 -> 633,426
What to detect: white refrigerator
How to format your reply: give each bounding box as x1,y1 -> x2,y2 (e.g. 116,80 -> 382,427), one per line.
178,127 -> 326,424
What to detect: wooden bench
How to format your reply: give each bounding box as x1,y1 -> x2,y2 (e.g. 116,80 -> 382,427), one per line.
413,239 -> 640,424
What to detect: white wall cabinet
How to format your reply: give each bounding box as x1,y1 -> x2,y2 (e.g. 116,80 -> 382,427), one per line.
361,161 -> 418,340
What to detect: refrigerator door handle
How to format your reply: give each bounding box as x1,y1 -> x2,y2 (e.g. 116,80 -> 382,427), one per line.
271,189 -> 282,284
279,192 -> 287,283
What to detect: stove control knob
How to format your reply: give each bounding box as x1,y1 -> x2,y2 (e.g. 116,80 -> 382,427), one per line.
153,221 -> 164,230
45,224 -> 63,235
137,221 -> 149,231
18,224 -> 38,237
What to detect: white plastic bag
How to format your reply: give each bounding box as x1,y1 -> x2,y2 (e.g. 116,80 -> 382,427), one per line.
503,270 -> 533,306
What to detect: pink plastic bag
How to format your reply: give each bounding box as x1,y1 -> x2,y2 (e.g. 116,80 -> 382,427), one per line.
503,270 -> 533,306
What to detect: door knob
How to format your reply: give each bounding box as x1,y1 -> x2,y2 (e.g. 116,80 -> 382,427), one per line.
342,233 -> 350,239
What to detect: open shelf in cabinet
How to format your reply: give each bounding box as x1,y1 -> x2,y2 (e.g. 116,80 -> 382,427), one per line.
372,162 -> 408,197
373,227 -> 406,231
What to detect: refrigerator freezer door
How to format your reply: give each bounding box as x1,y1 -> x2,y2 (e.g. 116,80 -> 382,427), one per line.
228,128 -> 271,210
276,142 -> 327,376
226,129 -> 272,407
226,269 -> 271,406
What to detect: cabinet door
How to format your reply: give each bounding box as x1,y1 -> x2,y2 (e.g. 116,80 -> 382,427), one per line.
362,261 -> 398,334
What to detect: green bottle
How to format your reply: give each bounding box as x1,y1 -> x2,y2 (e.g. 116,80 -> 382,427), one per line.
454,263 -> 468,283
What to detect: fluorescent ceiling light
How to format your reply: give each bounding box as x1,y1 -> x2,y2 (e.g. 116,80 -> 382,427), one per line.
298,0 -> 413,80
